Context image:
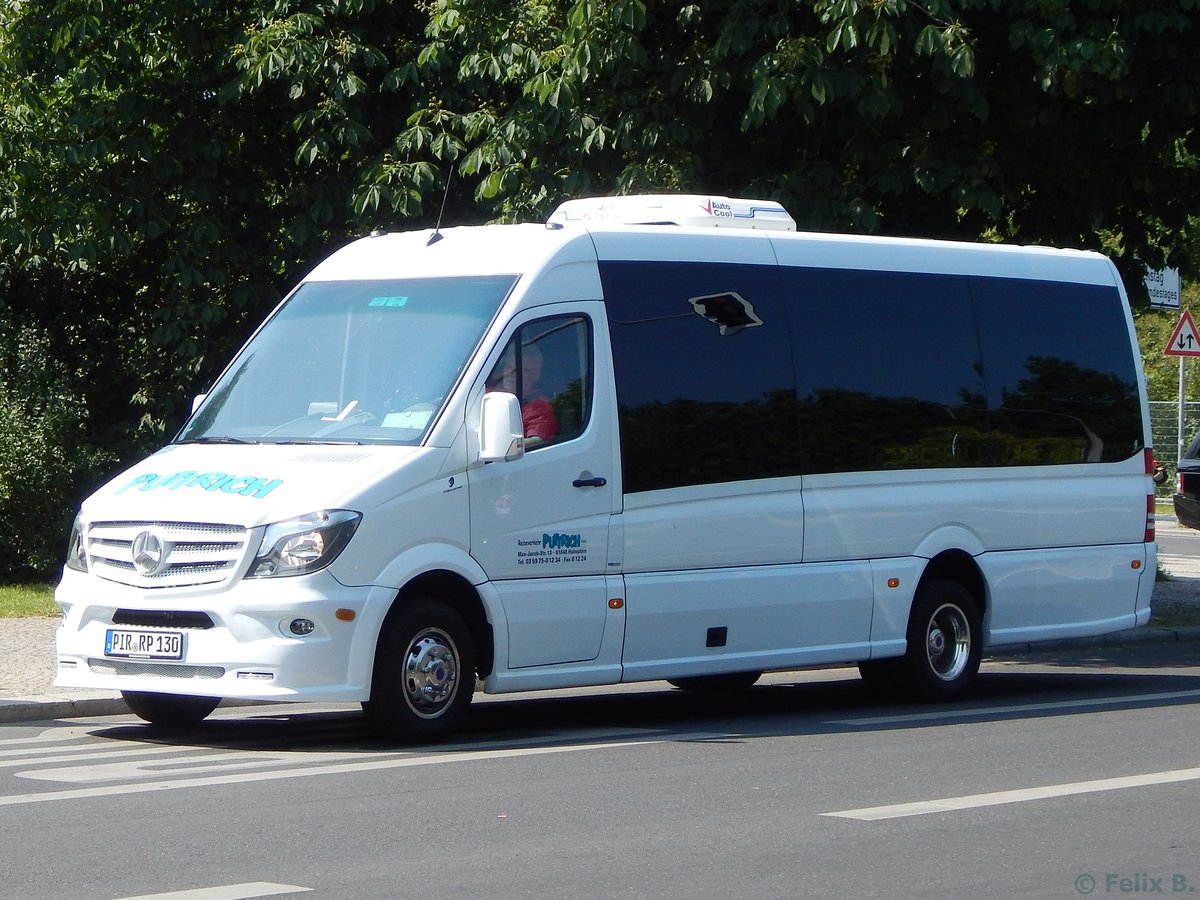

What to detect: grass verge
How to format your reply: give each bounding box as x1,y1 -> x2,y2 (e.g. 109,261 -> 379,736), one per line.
0,584 -> 58,618
1149,605 -> 1200,629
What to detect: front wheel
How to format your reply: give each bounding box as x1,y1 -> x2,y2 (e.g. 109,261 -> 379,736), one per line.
121,691 -> 220,727
365,598 -> 476,742
896,579 -> 982,702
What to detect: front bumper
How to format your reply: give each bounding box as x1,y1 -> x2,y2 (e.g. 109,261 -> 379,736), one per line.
53,568 -> 391,702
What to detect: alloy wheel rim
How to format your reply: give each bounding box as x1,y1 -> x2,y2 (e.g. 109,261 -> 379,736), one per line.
926,603 -> 970,681
403,627 -> 460,718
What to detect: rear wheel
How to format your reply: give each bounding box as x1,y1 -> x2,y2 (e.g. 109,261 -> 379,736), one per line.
121,691 -> 220,726
366,598 -> 476,742
667,671 -> 761,692
897,578 -> 982,701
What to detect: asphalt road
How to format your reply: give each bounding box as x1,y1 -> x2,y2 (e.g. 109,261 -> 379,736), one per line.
1156,518 -> 1200,556
3,640 -> 1199,900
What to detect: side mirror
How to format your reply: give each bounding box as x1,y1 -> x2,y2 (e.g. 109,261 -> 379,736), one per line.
479,392 -> 525,463
191,394 -> 208,414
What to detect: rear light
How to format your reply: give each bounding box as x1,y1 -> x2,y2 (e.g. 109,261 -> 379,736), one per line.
1180,468 -> 1199,497
1143,451 -> 1157,542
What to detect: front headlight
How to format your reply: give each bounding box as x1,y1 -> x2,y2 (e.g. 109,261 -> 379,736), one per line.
65,516 -> 88,573
247,510 -> 361,578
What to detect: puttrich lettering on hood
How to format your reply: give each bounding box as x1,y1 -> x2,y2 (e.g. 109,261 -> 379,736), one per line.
118,471 -> 284,499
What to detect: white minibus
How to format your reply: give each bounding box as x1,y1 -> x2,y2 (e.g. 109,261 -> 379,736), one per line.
54,195 -> 1157,740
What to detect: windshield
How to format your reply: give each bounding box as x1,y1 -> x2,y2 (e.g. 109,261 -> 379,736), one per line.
178,276 -> 516,445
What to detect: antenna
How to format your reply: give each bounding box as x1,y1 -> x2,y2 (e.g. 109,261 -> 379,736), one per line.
426,166 -> 453,246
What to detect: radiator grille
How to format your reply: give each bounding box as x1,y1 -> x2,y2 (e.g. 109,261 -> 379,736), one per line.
111,609 -> 216,629
87,521 -> 249,589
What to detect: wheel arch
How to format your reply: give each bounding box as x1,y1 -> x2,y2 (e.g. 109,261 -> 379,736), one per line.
918,549 -> 987,625
381,570 -> 495,679
865,553 -> 987,702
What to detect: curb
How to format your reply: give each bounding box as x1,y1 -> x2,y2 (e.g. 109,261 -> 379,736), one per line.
3,626 -> 1198,726
0,694 -> 269,725
0,693 -> 128,725
991,624 -> 1200,655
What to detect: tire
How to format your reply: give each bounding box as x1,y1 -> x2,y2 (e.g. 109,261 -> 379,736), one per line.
121,691 -> 220,726
667,671 -> 761,692
366,598 -> 476,742
896,578 -> 982,702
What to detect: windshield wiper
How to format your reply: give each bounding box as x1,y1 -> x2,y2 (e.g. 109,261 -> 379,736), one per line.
177,436 -> 259,445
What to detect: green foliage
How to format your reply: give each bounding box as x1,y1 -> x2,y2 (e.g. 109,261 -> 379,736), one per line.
0,322 -> 113,581
0,0 -> 1197,576
1135,279 -> 1200,402
0,0 -> 431,448
395,0 -> 1199,255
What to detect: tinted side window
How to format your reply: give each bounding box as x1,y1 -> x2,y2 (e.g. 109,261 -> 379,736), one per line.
486,315 -> 592,448
971,277 -> 1142,464
603,259 -> 1141,485
601,261 -> 799,493
787,268 -> 985,474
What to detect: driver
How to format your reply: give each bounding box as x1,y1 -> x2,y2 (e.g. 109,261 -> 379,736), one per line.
487,342 -> 559,445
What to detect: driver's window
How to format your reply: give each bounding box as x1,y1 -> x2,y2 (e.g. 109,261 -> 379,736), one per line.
486,315 -> 591,448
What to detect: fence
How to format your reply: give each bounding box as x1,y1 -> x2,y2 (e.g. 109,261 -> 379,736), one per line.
1150,400 -> 1200,495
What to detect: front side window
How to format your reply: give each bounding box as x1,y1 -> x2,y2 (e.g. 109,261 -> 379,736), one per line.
179,276 -> 515,445
486,315 -> 592,448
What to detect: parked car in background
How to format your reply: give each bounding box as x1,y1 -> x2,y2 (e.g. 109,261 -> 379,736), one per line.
1174,435 -> 1200,529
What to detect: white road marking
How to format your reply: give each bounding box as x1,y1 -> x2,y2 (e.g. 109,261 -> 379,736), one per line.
112,882 -> 311,899
824,766 -> 1200,820
20,748 -> 378,783
0,726 -> 96,747
0,743 -> 186,767
826,688 -> 1200,727
0,732 -> 724,806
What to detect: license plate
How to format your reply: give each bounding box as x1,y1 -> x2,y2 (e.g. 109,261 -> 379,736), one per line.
104,629 -> 184,660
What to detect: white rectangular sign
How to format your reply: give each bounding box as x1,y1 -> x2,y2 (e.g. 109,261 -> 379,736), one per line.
1146,266 -> 1181,309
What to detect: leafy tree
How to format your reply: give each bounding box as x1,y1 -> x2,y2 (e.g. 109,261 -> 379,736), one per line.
0,0 -> 434,447
0,321 -> 112,580
1,0 -> 1199,576
393,0 -> 1200,272
0,0 -> 435,575
4,0 -> 1199,436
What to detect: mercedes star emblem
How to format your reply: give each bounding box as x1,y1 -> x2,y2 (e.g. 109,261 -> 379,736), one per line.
131,530 -> 168,576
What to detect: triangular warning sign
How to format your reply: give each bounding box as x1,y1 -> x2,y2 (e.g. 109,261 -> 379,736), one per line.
1165,311 -> 1200,357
